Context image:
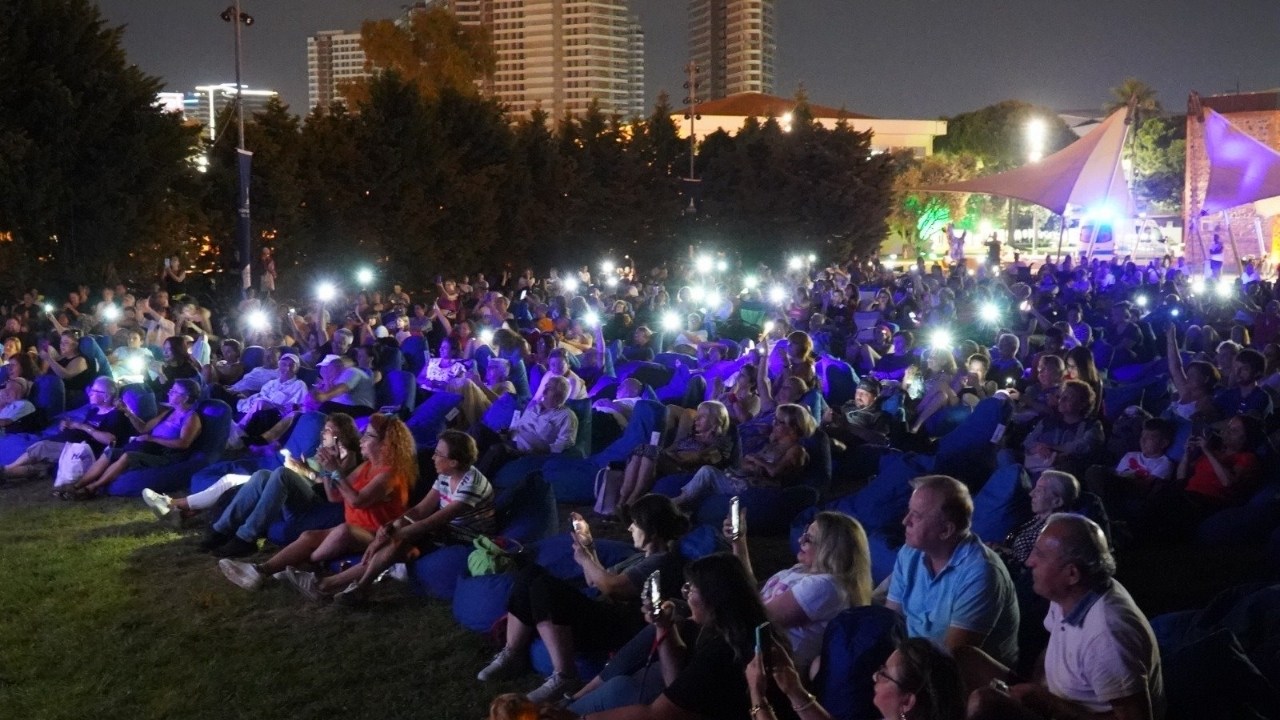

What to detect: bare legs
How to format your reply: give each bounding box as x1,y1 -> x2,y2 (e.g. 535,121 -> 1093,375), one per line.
257,524 -> 373,576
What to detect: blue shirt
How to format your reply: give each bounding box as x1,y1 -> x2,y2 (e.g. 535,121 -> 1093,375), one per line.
887,534 -> 1020,667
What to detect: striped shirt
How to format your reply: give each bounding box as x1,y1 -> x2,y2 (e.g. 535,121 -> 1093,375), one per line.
432,466 -> 496,535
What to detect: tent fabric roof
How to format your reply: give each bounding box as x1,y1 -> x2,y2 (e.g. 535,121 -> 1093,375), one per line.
921,108 -> 1132,215
683,92 -> 875,120
1200,108 -> 1280,213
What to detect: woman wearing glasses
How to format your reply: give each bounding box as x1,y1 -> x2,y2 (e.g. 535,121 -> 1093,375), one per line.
218,413 -> 415,593
58,378 -> 202,500
158,413 -> 361,556
727,509 -> 872,675
745,637 -> 965,720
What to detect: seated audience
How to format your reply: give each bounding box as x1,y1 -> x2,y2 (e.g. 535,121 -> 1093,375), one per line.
3,376 -> 131,481
475,374 -> 577,476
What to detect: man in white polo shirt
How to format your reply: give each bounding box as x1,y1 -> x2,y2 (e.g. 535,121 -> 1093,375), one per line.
965,513 -> 1164,720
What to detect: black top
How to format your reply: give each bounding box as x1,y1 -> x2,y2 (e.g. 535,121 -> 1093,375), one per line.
50,406 -> 132,454
664,626 -> 798,720
58,356 -> 93,408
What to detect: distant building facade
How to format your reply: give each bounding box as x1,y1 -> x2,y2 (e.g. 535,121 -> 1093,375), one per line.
308,0 -> 645,120
673,92 -> 947,157
688,0 -> 776,100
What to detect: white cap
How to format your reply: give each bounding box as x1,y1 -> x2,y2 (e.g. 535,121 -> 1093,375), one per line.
317,354 -> 343,367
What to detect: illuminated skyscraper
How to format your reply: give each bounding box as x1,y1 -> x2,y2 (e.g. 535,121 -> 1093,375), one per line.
688,0 -> 775,99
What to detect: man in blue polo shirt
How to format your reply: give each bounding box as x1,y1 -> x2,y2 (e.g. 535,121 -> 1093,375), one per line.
886,474 -> 1020,668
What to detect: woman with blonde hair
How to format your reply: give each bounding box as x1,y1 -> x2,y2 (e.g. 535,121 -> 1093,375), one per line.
612,400 -> 734,515
909,345 -> 960,435
219,413 -> 416,593
727,509 -> 872,673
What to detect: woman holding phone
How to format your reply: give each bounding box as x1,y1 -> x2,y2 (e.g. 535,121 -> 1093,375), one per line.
567,553 -> 796,720
727,509 -> 872,673
476,495 -> 689,704
218,413 -> 414,592
157,414 -> 360,550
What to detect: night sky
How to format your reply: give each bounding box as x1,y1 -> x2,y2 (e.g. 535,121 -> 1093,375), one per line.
94,0 -> 1280,119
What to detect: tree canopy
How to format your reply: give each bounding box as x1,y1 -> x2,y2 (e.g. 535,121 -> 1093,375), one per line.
0,0 -> 200,292
934,100 -> 1076,171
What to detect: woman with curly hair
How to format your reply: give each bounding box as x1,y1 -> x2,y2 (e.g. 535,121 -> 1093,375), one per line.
219,413 -> 416,593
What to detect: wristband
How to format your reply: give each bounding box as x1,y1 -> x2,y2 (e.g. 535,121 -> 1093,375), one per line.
791,691 -> 816,712
750,703 -> 772,717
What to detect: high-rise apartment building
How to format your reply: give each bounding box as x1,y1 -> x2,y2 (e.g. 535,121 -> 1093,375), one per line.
307,1 -> 645,119
306,30 -> 369,111
688,0 -> 776,100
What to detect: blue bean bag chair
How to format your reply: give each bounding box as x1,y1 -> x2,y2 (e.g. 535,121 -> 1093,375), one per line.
833,450 -> 932,534
400,335 -> 428,377
406,391 -> 462,448
241,345 -> 266,371
933,396 -> 1009,487
105,400 -> 233,497
820,357 -> 858,409
530,637 -> 610,679
31,374 -> 65,429
453,572 -> 517,632
411,544 -> 473,600
971,463 -> 1032,543
481,393 -> 519,433
656,363 -> 692,405
1197,482 -> 1280,546
536,400 -> 668,504
120,384 -> 159,421
265,501 -> 345,547
490,399 -> 594,492
617,361 -> 673,393
375,369 -> 418,416
812,606 -> 905,720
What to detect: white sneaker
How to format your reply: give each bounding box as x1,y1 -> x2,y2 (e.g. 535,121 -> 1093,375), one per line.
527,672 -> 582,704
375,562 -> 409,584
142,489 -> 172,522
276,566 -> 326,603
477,646 -> 528,682
218,558 -> 265,591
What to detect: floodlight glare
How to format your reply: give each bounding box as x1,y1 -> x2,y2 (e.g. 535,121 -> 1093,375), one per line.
101,305 -> 121,322
1191,277 -> 1207,295
716,259 -> 728,273
807,253 -> 816,263
126,356 -> 146,374
43,303 -> 54,314
356,268 -> 374,286
706,291 -> 722,308
247,310 -> 269,331
315,282 -> 337,302
1136,295 -> 1149,308
763,320 -> 776,334
605,276 -> 619,288
742,275 -> 759,290
695,255 -> 713,274
479,328 -> 495,344
601,259 -> 615,274
788,256 -> 803,271
769,286 -> 788,304
979,302 -> 1000,324
1215,280 -> 1232,299
662,311 -> 682,332
583,312 -> 600,328
563,277 -> 579,293
1171,308 -> 1181,317
930,329 -> 953,350
689,286 -> 706,303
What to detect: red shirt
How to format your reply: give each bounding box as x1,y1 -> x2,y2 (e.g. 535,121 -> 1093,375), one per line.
1186,451 -> 1260,504
343,463 -> 410,531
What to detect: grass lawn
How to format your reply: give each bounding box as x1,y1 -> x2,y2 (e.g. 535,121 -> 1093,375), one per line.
1,477 -> 1266,719
0,481 -> 551,720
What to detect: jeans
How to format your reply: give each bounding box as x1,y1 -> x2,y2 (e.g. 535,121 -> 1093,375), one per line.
568,624 -> 668,714
211,466 -> 320,542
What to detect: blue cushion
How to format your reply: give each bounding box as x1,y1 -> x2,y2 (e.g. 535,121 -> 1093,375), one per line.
120,384 -> 158,421
266,502 -> 345,547
189,459 -> 268,495
820,358 -> 859,409
376,369 -> 418,414
32,374 -> 65,427
655,363 -> 692,404
1198,502 -> 1280,546
453,573 -> 516,632
933,396 -> 1008,485
812,606 -> 905,720
281,411 -> 327,463
840,451 -> 932,533
105,400 -> 233,497
537,456 -> 598,504
400,335 -> 427,376
241,345 -> 266,371
678,524 -> 723,560
1162,629 -> 1280,720
971,464 -> 1032,543
565,398 -> 593,459
410,544 -> 474,600
694,486 -> 820,536
406,392 -> 462,448
482,393 -> 519,434
531,534 -> 637,583
494,474 -> 559,543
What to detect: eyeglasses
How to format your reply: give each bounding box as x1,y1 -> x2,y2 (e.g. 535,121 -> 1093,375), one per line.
872,666 -> 907,690
681,581 -> 695,598
432,450 -> 451,460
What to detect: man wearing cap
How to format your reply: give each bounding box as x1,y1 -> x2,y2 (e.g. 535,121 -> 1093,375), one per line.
0,376 -> 36,431
822,376 -> 887,447
233,353 -> 310,446
309,353 -> 375,417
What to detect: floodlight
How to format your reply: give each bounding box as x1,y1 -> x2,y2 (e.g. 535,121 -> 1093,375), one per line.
356,267 -> 374,286
126,356 -> 145,374
1191,277 -> 1207,295
1215,280 -> 1232,299
706,290 -> 722,308
807,253 -> 816,263
605,276 -> 618,288
763,320 -> 776,334
689,286 -> 706,303
1136,295 -> 1149,308
43,303 -> 54,313
601,259 -> 615,274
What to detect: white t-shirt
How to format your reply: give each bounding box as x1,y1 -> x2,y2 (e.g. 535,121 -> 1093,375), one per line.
1112,451 -> 1173,483
759,566 -> 848,669
0,400 -> 35,425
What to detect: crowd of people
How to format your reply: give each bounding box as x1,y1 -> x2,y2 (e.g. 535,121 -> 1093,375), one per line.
7,245 -> 1277,719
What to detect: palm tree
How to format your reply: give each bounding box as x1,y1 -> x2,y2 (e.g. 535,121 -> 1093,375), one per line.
1105,78 -> 1162,125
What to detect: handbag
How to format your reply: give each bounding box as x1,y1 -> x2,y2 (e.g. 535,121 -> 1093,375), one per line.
467,535 -> 521,577
593,467 -> 624,517
54,442 -> 96,488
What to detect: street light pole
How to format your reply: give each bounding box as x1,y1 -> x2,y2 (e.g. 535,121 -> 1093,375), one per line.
1025,117 -> 1047,256
221,3 -> 254,295
683,61 -> 701,215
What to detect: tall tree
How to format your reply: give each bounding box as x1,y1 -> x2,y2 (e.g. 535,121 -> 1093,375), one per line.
934,100 -> 1075,171
1105,77 -> 1162,125
1129,115 -> 1186,212
0,0 -> 200,291
342,6 -> 496,107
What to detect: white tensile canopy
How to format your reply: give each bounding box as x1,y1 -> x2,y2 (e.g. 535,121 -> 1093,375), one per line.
1199,108 -> 1280,215
923,107 -> 1133,217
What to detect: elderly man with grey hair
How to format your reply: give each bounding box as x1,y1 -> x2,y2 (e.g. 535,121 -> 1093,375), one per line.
475,374 -> 578,477
994,470 -> 1080,569
964,514 -> 1164,720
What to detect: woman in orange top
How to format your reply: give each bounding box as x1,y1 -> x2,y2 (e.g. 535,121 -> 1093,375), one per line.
219,413 -> 417,592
